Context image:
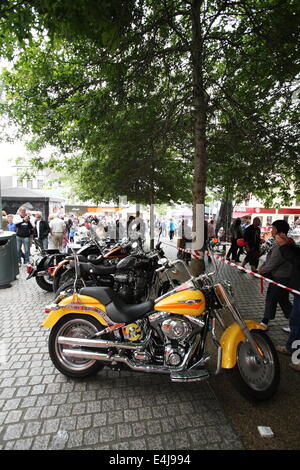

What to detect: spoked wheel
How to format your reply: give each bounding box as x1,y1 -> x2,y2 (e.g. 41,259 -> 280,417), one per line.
49,314 -> 105,378
228,330 -> 280,401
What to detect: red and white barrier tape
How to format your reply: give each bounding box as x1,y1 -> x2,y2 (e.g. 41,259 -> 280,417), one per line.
162,241 -> 300,297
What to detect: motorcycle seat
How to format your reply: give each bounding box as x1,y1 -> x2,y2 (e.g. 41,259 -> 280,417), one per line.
65,254 -> 87,261
79,286 -> 154,323
87,254 -> 104,265
45,249 -> 61,255
69,261 -> 117,275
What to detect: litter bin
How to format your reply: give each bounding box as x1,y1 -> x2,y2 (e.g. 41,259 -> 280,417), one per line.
0,231 -> 19,289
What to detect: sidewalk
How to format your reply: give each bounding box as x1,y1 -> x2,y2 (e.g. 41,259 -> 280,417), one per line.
0,265 -> 243,450
0,240 -> 293,450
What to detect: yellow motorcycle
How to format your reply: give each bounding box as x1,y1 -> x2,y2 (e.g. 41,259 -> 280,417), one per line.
41,258 -> 279,401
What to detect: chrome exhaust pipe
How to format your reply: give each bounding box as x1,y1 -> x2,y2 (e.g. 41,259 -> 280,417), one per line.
57,330 -> 151,351
62,348 -> 170,374
61,334 -> 198,376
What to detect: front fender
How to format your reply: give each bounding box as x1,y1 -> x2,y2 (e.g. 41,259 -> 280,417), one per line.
220,321 -> 266,369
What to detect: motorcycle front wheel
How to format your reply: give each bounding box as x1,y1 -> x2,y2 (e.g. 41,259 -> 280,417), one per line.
228,330 -> 280,401
49,314 -> 105,378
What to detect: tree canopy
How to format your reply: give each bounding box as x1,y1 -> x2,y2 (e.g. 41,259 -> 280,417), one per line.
0,0 -> 299,211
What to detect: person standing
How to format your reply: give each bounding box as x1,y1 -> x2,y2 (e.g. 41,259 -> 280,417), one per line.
275,233 -> 300,372
33,212 -> 50,249
65,217 -> 73,239
241,217 -> 261,272
177,218 -> 192,262
13,206 -> 33,265
161,219 -> 167,237
207,219 -> 215,239
258,220 -> 293,329
1,211 -> 8,230
49,215 -> 65,250
127,215 -> 135,239
169,218 -> 175,240
7,214 -> 16,232
227,218 -> 243,262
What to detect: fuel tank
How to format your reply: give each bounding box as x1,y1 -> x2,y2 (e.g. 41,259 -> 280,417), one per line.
154,287 -> 206,316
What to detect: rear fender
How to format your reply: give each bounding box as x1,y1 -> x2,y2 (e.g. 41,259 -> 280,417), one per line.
52,259 -> 69,277
40,294 -> 110,329
26,268 -> 37,280
35,256 -> 47,270
220,321 -> 266,369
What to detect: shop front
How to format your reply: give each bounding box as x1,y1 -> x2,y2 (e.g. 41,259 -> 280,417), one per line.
232,206 -> 300,233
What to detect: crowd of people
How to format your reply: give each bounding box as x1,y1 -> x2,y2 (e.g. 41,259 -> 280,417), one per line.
0,207 -> 154,265
2,207 -> 69,265
1,207 -> 189,266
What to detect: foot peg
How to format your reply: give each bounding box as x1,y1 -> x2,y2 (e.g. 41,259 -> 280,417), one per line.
170,368 -> 210,383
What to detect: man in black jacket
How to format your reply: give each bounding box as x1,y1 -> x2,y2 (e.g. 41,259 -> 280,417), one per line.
33,212 -> 50,249
275,233 -> 300,372
258,220 -> 292,329
13,207 -> 34,265
241,217 -> 261,272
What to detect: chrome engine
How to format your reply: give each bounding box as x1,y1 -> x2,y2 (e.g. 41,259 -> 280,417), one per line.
161,318 -> 193,341
148,312 -> 205,368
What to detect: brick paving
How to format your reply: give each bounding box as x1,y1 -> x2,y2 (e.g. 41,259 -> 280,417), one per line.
0,242 -> 290,450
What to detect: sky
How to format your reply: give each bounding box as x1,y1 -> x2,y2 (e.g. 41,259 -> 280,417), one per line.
0,140 -> 31,176
0,59 -> 29,176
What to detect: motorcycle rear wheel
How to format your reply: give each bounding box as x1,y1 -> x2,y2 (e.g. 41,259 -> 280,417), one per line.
228,330 -> 280,401
35,273 -> 54,292
49,314 -> 105,378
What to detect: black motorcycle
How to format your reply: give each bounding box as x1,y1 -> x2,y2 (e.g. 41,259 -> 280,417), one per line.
26,238 -> 66,292
51,235 -> 122,293
54,242 -> 177,302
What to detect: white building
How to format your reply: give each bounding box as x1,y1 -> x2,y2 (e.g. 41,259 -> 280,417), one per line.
233,193 -> 300,230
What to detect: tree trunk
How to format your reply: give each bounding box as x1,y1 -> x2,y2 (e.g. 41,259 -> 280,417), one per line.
216,193 -> 233,242
190,0 -> 208,275
149,146 -> 156,250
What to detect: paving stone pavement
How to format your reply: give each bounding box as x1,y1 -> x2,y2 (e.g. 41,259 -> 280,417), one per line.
0,244 -> 290,451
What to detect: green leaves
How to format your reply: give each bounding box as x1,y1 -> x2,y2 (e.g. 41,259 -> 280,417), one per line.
0,0 -> 299,208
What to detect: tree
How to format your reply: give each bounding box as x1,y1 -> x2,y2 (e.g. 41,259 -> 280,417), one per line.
0,0 -> 299,269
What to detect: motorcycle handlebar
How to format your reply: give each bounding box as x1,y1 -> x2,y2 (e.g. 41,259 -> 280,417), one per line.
155,265 -> 166,273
